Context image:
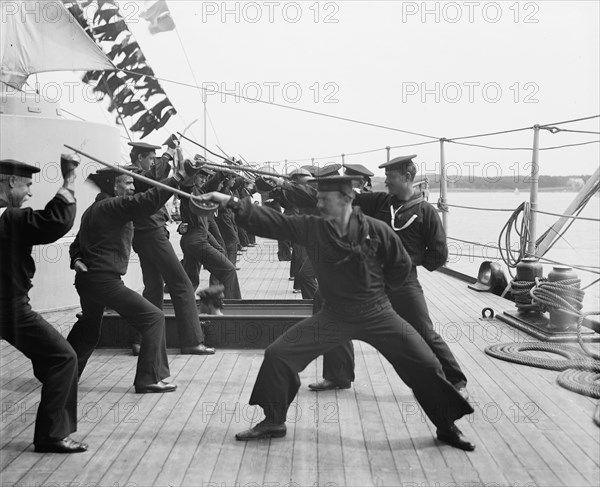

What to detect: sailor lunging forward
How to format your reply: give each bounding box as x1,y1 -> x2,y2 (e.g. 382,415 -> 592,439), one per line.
199,175 -> 475,451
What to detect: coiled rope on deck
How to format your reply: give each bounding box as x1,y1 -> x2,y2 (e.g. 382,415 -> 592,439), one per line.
529,277 -> 585,317
557,369 -> 600,399
484,342 -> 600,372
485,340 -> 600,399
485,280 -> 600,400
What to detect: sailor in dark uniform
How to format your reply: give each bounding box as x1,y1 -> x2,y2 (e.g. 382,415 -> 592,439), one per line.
270,167 -> 319,298
344,163 -> 374,192
199,176 -> 475,451
232,176 -> 251,249
127,141 -> 214,355
309,155 -> 468,398
178,164 -> 242,299
215,173 -> 240,266
66,165 -> 185,394
0,157 -> 87,453
255,176 -> 292,261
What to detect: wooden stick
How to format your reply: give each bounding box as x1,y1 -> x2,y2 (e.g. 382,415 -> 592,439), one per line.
202,161 -> 289,179
63,144 -> 195,200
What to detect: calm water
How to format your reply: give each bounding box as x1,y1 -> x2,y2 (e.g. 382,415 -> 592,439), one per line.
433,190 -> 600,310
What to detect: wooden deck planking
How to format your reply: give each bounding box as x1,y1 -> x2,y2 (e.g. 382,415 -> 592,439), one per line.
425,270 -> 599,486
2,239 -> 599,487
152,353 -> 224,486
6,350 -> 138,485
208,353 -> 261,486
364,346 -> 432,486
96,355 -> 198,484
431,276 -> 579,486
177,352 -> 242,485
238,354 -> 279,486
117,355 -> 212,485
335,362 -> 376,487
285,360 -> 319,486
351,345 -> 403,486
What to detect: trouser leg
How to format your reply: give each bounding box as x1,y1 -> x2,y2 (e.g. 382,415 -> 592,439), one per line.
313,289 -> 355,382
277,240 -> 292,261
237,224 -> 250,247
69,274 -> 169,386
1,306 -> 79,444
130,237 -> 165,345
183,233 -> 242,299
248,313 -> 352,424
200,243 -> 242,299
207,232 -> 225,287
66,294 -> 105,377
138,232 -> 204,346
296,255 -> 317,299
391,270 -> 467,388
356,304 -> 473,428
208,217 -> 226,250
217,218 -> 239,265
322,341 -> 355,382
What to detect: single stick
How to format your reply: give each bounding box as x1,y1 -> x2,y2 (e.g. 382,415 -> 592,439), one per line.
64,144 -> 195,200
202,161 -> 289,179
177,132 -> 227,162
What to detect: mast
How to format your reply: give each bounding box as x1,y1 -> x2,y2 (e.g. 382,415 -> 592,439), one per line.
439,138 -> 448,232
526,125 -> 541,257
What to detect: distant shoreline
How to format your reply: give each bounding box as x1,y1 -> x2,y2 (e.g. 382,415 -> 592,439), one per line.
371,186 -> 582,193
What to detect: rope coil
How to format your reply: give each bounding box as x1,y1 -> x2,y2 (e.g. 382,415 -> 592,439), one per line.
529,277 -> 584,316
485,342 -> 600,372
510,279 -> 544,312
557,369 -> 600,398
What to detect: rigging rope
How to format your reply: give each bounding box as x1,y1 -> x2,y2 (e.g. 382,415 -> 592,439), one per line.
446,203 -> 516,212
539,115 -> 600,127
448,139 -> 600,151
532,208 -> 600,222
447,126 -> 532,141
119,68 -> 440,141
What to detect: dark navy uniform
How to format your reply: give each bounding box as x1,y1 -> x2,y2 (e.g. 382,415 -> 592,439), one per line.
277,180 -> 318,299
179,177 -> 241,299
129,167 -> 207,349
215,177 -> 240,265
67,177 -> 178,387
233,196 -> 472,428
0,161 -> 80,448
320,173 -> 467,388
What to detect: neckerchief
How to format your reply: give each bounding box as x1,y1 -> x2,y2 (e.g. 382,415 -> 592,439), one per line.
327,207 -> 372,284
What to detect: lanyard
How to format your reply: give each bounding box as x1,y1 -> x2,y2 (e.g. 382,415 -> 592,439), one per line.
390,204 -> 418,231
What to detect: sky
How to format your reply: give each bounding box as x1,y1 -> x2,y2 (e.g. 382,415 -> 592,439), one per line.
35,0 -> 600,177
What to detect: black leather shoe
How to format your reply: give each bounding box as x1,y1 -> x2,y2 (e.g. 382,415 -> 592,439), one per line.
436,425 -> 476,451
308,379 -> 352,391
131,343 -> 141,356
34,437 -> 88,453
235,420 -> 286,441
135,380 -> 178,394
181,344 -> 215,355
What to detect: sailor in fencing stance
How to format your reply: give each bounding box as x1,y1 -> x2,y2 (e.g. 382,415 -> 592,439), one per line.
310,155 -> 469,398
0,156 -> 87,453
198,175 -> 475,451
